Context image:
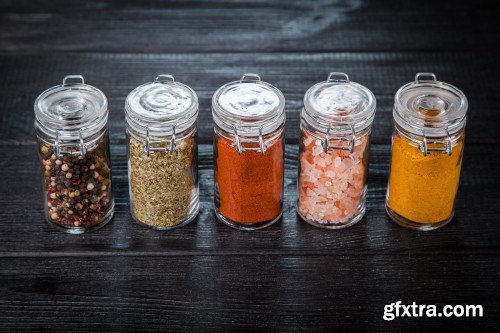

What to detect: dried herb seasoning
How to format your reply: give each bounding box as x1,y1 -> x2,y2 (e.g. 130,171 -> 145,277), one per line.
129,137 -> 196,228
125,75 -> 199,230
39,135 -> 113,228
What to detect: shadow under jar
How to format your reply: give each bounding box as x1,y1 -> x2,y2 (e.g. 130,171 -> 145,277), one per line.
125,75 -> 199,230
34,75 -> 115,233
297,72 -> 376,229
386,73 -> 468,231
212,73 -> 286,230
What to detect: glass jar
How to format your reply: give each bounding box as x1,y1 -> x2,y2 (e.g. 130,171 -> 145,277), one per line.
297,72 -> 376,229
125,74 -> 199,230
212,73 -> 286,230
386,73 -> 468,230
34,75 -> 114,233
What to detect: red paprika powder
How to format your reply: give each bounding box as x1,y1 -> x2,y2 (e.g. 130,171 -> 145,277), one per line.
212,73 -> 286,230
215,133 -> 284,224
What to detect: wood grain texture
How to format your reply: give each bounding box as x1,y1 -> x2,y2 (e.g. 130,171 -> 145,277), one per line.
0,143 -> 498,256
0,256 -> 498,331
1,0 -> 499,53
1,52 -> 499,145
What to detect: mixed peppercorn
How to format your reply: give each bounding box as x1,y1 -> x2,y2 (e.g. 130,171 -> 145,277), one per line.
39,136 -> 112,228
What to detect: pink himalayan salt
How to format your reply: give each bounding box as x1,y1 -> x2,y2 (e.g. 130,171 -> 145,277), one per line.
298,131 -> 368,224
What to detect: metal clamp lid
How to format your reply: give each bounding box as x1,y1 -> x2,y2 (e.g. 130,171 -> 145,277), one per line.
212,73 -> 286,153
54,129 -> 87,157
143,125 -> 177,156
321,124 -> 355,153
301,71 -> 376,149
233,126 -> 267,154
35,74 -> 109,150
393,72 -> 468,154
124,74 -> 199,142
418,128 -> 452,156
415,73 -> 451,156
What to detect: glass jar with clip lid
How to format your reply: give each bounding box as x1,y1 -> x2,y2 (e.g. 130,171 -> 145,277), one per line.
297,72 -> 376,229
35,75 -> 114,233
125,74 -> 199,230
212,73 -> 286,230
386,73 -> 468,230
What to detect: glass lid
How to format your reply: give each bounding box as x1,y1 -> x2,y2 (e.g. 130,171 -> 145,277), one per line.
302,72 -> 376,134
212,73 -> 285,136
34,75 -> 108,141
125,74 -> 198,136
394,73 -> 468,137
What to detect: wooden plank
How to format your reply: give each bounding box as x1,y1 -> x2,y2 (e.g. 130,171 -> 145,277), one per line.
0,0 -> 499,53
1,52 -> 498,145
0,255 -> 498,331
0,143 -> 498,256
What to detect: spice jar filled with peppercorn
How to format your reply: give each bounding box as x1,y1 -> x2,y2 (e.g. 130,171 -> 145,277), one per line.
212,73 -> 285,230
297,72 -> 376,229
386,73 -> 468,230
125,75 -> 199,230
35,75 -> 114,233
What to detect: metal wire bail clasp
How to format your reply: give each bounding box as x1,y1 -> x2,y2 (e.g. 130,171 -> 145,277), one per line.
322,124 -> 356,153
233,127 -> 267,154
415,72 -> 437,83
62,75 -> 85,86
54,129 -> 87,157
418,128 -> 452,156
327,72 -> 350,83
240,73 -> 261,83
144,126 -> 176,156
154,74 -> 175,83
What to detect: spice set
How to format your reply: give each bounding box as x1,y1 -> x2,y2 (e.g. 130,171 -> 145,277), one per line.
35,72 -> 468,233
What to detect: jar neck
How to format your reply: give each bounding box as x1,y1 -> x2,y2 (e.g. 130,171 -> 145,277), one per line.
394,122 -> 464,156
127,121 -> 196,157
394,122 -> 465,145
35,109 -> 108,141
36,125 -> 108,157
300,107 -> 374,138
125,109 -> 197,137
300,115 -> 371,140
214,122 -> 284,155
127,121 -> 196,144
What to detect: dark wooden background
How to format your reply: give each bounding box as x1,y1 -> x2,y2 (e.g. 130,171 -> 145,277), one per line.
1,0 -> 499,331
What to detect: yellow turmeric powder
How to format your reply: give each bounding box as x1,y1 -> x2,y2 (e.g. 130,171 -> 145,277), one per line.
386,134 -> 464,224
